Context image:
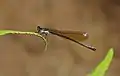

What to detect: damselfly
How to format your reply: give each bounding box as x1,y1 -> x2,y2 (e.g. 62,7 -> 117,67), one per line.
36,26 -> 96,51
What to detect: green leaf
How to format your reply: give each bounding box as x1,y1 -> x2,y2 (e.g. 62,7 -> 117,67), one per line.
88,48 -> 114,76
0,30 -> 48,51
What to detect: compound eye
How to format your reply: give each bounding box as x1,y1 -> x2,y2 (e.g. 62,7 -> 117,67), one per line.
36,26 -> 41,32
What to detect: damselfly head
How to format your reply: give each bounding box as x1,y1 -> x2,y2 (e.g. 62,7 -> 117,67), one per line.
36,26 -> 42,32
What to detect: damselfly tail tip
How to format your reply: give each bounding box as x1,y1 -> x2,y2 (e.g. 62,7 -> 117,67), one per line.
89,47 -> 96,51
84,44 -> 96,51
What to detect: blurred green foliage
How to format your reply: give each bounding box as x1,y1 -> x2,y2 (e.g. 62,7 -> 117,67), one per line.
88,48 -> 114,76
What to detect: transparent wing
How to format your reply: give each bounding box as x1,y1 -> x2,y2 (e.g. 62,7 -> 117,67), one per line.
49,29 -> 89,42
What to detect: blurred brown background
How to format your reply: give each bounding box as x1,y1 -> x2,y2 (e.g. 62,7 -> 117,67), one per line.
0,0 -> 120,76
